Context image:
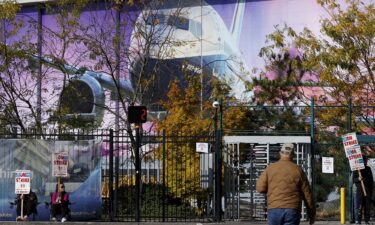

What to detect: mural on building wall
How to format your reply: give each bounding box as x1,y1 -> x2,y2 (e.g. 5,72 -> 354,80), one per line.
0,139 -> 102,221
0,0 -> 331,129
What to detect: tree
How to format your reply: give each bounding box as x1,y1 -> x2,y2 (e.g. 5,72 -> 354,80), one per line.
252,0 -> 375,132
0,0 -> 91,132
249,0 -> 375,201
155,71 -> 253,198
292,0 -> 375,132
155,77 -> 210,198
0,0 -> 38,132
249,29 -> 311,132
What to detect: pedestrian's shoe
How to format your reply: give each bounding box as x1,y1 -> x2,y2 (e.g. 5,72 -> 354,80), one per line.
355,221 -> 361,225
16,216 -> 21,221
51,217 -> 57,221
61,217 -> 67,222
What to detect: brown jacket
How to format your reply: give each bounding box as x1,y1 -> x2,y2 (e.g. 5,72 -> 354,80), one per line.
256,158 -> 315,217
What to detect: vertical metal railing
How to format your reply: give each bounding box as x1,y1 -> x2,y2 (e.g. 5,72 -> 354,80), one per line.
108,129 -> 114,221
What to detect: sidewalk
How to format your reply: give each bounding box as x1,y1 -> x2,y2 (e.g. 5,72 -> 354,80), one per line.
0,220 -> 347,225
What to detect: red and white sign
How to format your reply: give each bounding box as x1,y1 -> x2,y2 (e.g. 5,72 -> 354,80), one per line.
15,170 -> 31,194
52,152 -> 69,177
342,132 -> 359,151
342,133 -> 365,171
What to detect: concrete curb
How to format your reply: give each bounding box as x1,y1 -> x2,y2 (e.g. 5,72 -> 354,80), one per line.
0,220 -> 348,225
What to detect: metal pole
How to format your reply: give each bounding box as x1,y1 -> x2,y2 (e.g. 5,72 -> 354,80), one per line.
341,187 -> 346,224
218,98 -> 223,221
109,129 -> 114,221
162,130 -> 166,222
200,0 -> 203,111
114,8 -> 121,217
348,97 -> 352,132
348,97 -> 353,222
214,103 -> 221,221
135,125 -> 141,222
19,197 -> 23,219
36,5 -> 43,132
310,98 -> 315,200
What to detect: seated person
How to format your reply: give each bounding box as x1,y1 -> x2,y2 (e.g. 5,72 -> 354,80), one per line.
51,183 -> 69,222
15,190 -> 38,221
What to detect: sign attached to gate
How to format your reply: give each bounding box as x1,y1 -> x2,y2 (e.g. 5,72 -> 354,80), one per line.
196,142 -> 209,153
322,157 -> 334,174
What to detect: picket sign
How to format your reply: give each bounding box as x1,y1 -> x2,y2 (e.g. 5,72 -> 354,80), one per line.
342,133 -> 366,196
15,170 -> 31,219
52,152 -> 69,177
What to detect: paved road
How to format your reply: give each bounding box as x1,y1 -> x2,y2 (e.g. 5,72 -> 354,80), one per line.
0,221 -> 348,225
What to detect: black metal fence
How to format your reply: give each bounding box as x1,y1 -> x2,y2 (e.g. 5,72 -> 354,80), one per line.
2,101 -> 375,222
103,129 -> 217,222
0,128 -> 219,222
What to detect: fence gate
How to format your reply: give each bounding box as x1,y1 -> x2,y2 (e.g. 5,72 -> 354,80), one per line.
102,130 -> 216,222
223,135 -> 312,221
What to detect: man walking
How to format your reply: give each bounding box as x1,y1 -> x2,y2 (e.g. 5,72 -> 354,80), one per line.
256,143 -> 315,225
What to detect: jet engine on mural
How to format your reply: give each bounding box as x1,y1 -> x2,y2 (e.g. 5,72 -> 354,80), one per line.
28,55 -> 133,126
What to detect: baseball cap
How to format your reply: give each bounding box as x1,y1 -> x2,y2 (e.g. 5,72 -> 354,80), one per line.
281,143 -> 294,155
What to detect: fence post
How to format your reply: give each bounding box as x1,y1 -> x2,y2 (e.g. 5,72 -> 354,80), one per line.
162,130 -> 166,222
219,98 -> 223,220
114,8 -> 121,218
341,187 -> 346,224
310,99 -> 315,201
347,97 -> 353,222
114,132 -> 119,218
109,129 -> 114,221
213,99 -> 222,222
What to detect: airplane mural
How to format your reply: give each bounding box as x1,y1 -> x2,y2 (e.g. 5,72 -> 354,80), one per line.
0,0 -> 342,128
21,0 -> 249,125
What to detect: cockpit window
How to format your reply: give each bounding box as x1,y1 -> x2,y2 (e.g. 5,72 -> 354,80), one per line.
146,14 -> 165,26
190,20 -> 202,37
167,16 -> 189,30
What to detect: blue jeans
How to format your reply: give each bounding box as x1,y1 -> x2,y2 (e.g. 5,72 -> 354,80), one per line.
268,208 -> 301,225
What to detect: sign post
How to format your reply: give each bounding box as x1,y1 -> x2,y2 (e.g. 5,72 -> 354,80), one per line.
128,106 -> 147,124
342,133 -> 366,196
127,106 -> 147,222
15,170 -> 31,220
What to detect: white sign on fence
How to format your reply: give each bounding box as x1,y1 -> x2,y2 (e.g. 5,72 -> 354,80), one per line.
196,142 -> 209,153
15,170 -> 31,194
52,152 -> 69,177
322,157 -> 334,174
